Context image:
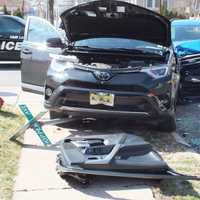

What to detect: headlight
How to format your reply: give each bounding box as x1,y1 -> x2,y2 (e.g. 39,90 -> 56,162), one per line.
50,58 -> 75,73
141,66 -> 168,79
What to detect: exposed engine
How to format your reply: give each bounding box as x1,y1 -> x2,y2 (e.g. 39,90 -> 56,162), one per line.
88,60 -> 149,70
63,54 -> 164,70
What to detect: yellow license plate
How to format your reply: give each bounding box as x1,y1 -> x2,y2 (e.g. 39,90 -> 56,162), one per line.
90,92 -> 115,107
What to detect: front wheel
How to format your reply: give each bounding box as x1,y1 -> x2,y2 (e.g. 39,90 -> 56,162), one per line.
156,113 -> 176,132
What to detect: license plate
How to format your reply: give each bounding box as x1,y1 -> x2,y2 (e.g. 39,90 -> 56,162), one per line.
90,92 -> 115,107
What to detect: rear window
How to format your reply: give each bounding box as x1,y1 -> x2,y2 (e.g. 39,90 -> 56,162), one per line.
0,17 -> 23,36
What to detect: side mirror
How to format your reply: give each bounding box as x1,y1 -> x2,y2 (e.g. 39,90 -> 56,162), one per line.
46,37 -> 64,48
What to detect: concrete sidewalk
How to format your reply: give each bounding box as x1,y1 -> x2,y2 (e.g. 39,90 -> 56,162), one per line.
13,128 -> 155,200
3,88 -> 155,200
0,87 -> 44,109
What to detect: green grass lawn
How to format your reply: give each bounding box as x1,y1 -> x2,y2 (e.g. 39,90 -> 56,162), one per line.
141,132 -> 200,200
0,106 -> 25,200
154,152 -> 200,200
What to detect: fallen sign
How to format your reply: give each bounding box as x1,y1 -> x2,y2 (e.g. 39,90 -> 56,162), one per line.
9,104 -> 80,150
9,105 -> 200,185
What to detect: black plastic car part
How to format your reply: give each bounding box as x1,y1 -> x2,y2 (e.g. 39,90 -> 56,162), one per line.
56,134 -> 200,185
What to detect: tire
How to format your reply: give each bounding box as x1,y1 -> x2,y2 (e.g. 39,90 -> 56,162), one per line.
157,113 -> 176,132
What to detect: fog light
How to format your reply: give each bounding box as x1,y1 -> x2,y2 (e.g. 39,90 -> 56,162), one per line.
45,88 -> 53,97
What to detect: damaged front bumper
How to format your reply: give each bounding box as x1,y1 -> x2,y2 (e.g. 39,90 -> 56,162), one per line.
44,85 -> 171,119
56,134 -> 200,184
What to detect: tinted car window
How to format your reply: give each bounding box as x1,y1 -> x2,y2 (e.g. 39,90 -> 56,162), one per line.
0,17 -> 23,36
172,25 -> 200,42
27,18 -> 60,43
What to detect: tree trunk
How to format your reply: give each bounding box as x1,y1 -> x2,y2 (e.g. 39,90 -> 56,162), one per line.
48,0 -> 54,25
21,0 -> 25,16
160,0 -> 162,14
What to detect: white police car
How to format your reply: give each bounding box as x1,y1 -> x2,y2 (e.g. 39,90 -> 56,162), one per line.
0,15 -> 25,65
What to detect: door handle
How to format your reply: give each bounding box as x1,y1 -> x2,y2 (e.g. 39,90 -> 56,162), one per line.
22,49 -> 32,55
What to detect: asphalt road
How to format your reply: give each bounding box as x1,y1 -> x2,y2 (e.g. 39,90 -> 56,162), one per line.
0,65 -> 21,87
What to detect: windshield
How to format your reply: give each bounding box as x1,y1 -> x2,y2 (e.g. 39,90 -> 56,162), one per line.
74,38 -> 164,54
172,24 -> 200,42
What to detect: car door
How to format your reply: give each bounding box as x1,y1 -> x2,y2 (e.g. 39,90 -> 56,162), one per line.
21,16 -> 64,94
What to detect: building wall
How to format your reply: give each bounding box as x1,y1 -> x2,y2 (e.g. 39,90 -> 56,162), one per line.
135,0 -> 145,7
55,0 -> 161,16
135,0 -> 160,12
135,0 -> 200,16
167,0 -> 192,13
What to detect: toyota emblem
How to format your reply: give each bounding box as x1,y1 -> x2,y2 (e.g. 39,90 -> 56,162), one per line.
93,71 -> 112,81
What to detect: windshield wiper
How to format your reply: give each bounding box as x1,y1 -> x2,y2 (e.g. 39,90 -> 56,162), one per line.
107,48 -> 143,53
73,46 -> 143,53
107,48 -> 164,56
71,46 -> 103,51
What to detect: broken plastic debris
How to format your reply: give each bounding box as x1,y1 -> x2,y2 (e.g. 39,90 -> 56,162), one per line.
183,132 -> 191,137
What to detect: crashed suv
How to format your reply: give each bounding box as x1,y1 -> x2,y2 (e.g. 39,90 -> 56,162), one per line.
43,1 -> 180,132
172,19 -> 200,100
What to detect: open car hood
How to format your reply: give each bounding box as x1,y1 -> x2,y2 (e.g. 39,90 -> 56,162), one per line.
60,0 -> 171,47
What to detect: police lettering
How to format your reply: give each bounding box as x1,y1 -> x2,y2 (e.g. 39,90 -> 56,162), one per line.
0,41 -> 22,51
6,42 -> 15,50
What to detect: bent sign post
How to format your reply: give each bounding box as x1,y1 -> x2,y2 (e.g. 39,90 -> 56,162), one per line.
9,104 -> 51,146
9,104 -> 78,150
19,104 -> 52,146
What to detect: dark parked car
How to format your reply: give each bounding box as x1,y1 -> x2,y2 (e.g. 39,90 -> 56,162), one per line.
21,1 -> 180,132
0,15 -> 25,65
172,19 -> 200,99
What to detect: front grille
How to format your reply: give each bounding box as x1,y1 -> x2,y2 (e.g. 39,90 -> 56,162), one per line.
181,62 -> 200,96
63,80 -> 148,93
181,63 -> 200,78
181,55 -> 200,66
182,82 -> 200,96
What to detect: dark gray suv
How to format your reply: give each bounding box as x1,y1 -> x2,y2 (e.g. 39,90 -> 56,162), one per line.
21,1 -> 180,132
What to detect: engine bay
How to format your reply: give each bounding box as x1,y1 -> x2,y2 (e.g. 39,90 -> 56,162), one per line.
64,52 -> 166,70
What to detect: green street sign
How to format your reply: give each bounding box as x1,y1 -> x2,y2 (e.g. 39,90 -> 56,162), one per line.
19,104 -> 51,146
